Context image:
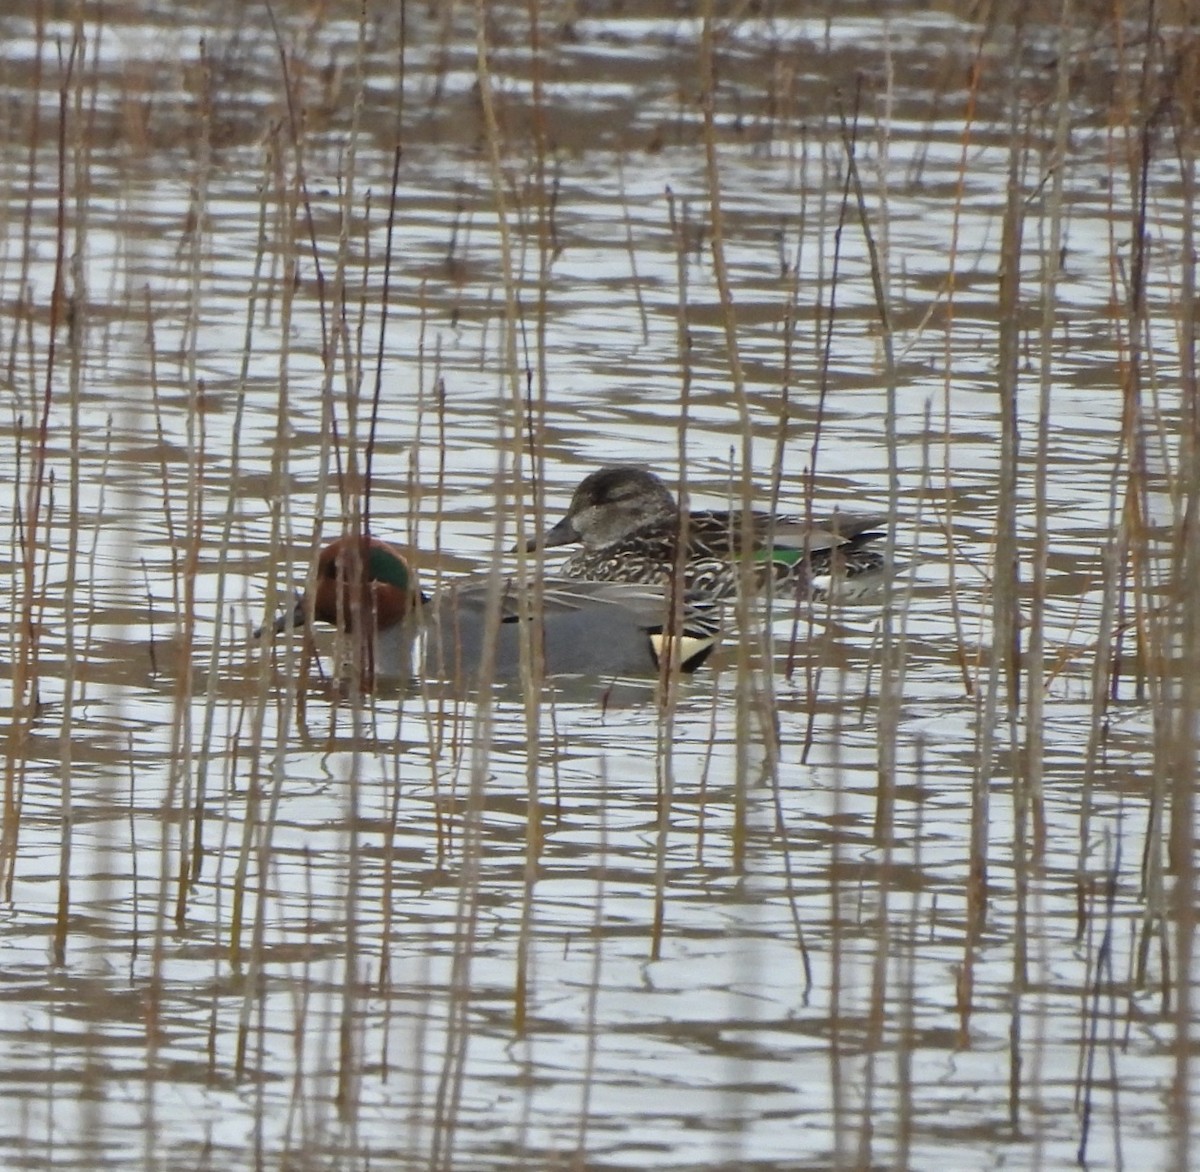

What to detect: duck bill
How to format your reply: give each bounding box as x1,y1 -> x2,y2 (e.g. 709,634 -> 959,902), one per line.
525,514 -> 581,552
255,592 -> 307,639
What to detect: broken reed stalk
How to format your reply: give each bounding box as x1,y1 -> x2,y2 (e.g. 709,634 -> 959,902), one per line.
616,150 -> 651,344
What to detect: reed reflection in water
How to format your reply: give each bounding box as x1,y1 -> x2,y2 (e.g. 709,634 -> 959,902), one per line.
0,2 -> 1196,1170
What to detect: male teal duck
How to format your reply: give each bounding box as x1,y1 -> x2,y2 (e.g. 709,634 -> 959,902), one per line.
267,535 -> 720,685
526,466 -> 889,602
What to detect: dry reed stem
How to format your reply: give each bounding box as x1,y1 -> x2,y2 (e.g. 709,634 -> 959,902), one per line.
836,82 -> 904,845
700,4 -> 779,887
941,49 -> 987,700
1,20 -> 76,899
54,22 -> 89,966
2,2 -> 1197,1168
1166,17 -> 1199,1168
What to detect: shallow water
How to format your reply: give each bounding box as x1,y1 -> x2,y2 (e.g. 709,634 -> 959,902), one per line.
0,3 -> 1195,1170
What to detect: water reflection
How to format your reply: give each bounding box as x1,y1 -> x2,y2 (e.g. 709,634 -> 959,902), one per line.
0,2 -> 1194,1169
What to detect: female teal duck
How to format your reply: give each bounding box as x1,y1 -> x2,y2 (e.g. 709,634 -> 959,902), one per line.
267,534 -> 720,685
526,466 -> 888,602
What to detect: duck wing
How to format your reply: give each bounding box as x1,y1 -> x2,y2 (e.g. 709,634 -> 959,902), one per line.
768,512 -> 887,553
424,577 -> 720,679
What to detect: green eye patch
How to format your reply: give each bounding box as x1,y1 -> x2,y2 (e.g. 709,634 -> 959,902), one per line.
368,545 -> 411,591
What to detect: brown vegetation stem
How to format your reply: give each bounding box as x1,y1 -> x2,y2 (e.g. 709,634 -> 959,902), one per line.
962,13 -> 1029,1047
771,133 -> 807,718
372,142 -> 404,1002
264,0 -> 342,645
616,152 -> 650,344
835,70 -> 902,1161
573,758 -> 610,1164
943,54 -> 985,698
330,8 -> 373,1131
1078,29 -> 1138,911
767,131 -> 804,526
1003,23 -> 1034,1124
1113,5 -> 1162,987
836,84 -> 902,845
1025,0 -> 1072,874
2,29 -> 78,898
1168,20 -> 1199,1167
194,148 -> 273,894
524,0 -> 551,507
55,21 -> 89,967
700,4 -> 776,883
1011,0 -> 1077,1135
364,0 -> 409,528
476,20 -> 531,1026
365,144 -> 405,533
425,14 -> 518,1171
169,38 -> 215,935
235,123 -> 299,972
761,168 -> 812,988
13,0 -> 43,364
513,0 -> 555,1044
1076,851 -> 1122,1164
795,100 -> 854,751
651,188 -> 689,963
264,0 -> 329,362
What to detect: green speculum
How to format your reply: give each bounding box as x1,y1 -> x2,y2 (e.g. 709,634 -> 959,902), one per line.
754,547 -> 803,567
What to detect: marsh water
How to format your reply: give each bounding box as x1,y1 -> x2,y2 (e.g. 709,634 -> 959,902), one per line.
0,2 -> 1195,1169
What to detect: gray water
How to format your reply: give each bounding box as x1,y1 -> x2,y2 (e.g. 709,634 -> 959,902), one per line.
0,3 -> 1192,1169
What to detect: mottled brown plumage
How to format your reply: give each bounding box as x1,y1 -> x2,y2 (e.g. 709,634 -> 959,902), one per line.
529,466 -> 888,601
